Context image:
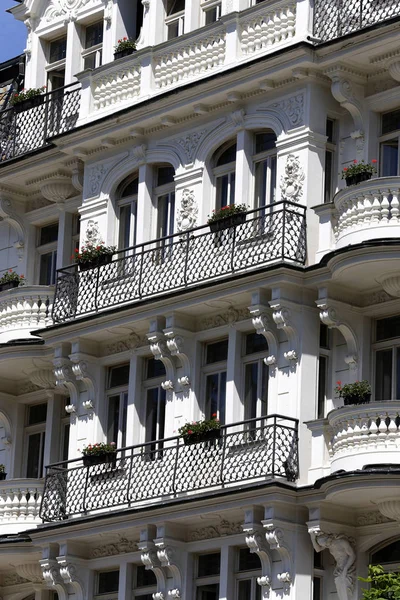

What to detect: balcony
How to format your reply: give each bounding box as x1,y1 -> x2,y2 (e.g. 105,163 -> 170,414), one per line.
328,401 -> 400,473
40,415 -> 298,522
333,176 -> 400,249
0,479 -> 43,534
313,0 -> 399,42
0,285 -> 54,343
0,83 -> 81,163
80,0 -> 299,120
52,202 -> 306,323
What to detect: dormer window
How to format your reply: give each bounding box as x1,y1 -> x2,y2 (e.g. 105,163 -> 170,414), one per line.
165,0 -> 185,40
82,21 -> 103,70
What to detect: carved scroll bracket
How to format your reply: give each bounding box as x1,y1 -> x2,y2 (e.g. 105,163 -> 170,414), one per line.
248,304 -> 279,375
325,66 -> 366,134
263,522 -> 292,594
138,540 -> 166,597
53,357 -> 79,408
316,296 -> 358,373
57,556 -> 86,600
269,300 -> 298,366
309,527 -> 356,600
154,538 -> 183,596
69,355 -> 96,411
147,331 -> 176,393
164,328 -> 192,390
40,559 -> 68,600
243,525 -> 272,598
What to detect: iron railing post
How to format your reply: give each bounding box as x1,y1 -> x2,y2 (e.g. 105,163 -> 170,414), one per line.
172,437 -> 180,494
281,203 -> 287,260
272,416 -> 277,477
138,244 -> 144,298
183,231 -> 190,288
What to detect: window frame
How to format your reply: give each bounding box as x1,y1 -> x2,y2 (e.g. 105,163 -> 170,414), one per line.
132,564 -> 158,598
242,333 -> 269,421
201,0 -> 222,24
194,552 -> 221,600
36,222 -> 58,286
46,35 -> 67,91
202,339 -> 228,423
82,21 -> 104,70
324,117 -> 337,204
317,324 -> 331,419
95,569 -> 119,600
252,133 -> 277,210
235,546 -> 262,600
24,402 -> 47,479
106,364 -> 130,449
142,357 -> 167,452
379,109 -> 400,177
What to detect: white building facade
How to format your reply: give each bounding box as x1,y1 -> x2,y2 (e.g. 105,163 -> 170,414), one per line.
0,0 -> 399,599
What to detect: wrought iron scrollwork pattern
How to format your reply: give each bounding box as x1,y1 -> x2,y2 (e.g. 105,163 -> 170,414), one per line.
313,0 -> 399,42
40,415 -> 299,522
52,202 -> 306,323
0,83 -> 81,162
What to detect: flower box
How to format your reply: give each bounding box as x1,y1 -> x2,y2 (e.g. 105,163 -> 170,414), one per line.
183,428 -> 221,445
82,452 -> 116,467
345,172 -> 372,187
79,253 -> 113,271
14,95 -> 44,113
0,473 -> 6,481
343,393 -> 371,406
0,280 -> 19,293
209,212 -> 246,233
114,48 -> 136,60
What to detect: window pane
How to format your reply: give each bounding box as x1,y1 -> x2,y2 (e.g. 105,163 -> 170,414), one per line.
314,550 -> 323,569
206,339 -> 228,364
219,371 -> 226,424
255,131 -> 276,153
166,0 -> 185,15
28,403 -> 47,425
216,174 -> 229,209
83,53 -> 96,70
255,160 -> 267,208
85,22 -> 103,48
319,324 -> 329,349
324,150 -> 333,203
26,432 -> 45,478
326,118 -> 335,143
146,357 -> 166,379
40,223 -> 58,245
238,579 -> 252,599
157,166 -> 175,186
119,203 -> 132,249
372,539 -> 400,564
108,364 -> 130,388
245,333 -> 268,355
146,388 -> 160,442
136,565 -> 157,587
107,395 -> 120,445
216,143 -> 236,166
120,177 -> 139,198
229,171 -> 235,205
317,356 -> 327,419
245,362 -> 258,421
382,109 -> 400,135
381,139 -> 398,177
313,576 -> 322,600
198,553 -> 220,577
269,155 -> 277,203
39,251 -> 56,285
375,349 -> 393,401
261,361 -> 268,414
376,316 -> 400,341
62,423 -> 70,462
49,38 -> 67,63
196,584 -> 219,600
98,571 -> 119,594
238,547 -> 262,571
205,7 -> 217,23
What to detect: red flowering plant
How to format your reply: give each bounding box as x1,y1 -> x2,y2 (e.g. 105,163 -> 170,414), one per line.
334,380 -> 371,405
0,269 -> 25,285
207,203 -> 247,223
11,86 -> 46,105
178,413 -> 221,442
341,159 -> 377,181
80,442 -> 117,457
114,37 -> 137,52
72,242 -> 115,265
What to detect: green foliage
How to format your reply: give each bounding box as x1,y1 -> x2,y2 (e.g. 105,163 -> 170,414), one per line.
114,37 -> 137,52
0,464 -> 6,473
0,269 -> 24,285
73,243 -> 115,264
359,565 -> 400,599
207,204 -> 247,223
11,86 -> 46,105
178,414 -> 220,440
335,379 -> 371,403
341,160 -> 377,180
81,442 -> 117,456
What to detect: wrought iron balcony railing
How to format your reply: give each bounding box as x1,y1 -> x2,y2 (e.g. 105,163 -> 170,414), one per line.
40,414 -> 299,522
52,201 -> 306,323
313,0 -> 399,42
0,82 -> 81,163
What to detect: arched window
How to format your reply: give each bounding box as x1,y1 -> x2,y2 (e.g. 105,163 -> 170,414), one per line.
116,174 -> 138,251
213,141 -> 236,210
253,131 -> 277,208
371,539 -> 400,565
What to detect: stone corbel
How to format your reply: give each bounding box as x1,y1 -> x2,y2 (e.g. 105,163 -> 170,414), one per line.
269,301 -> 298,366
164,330 -> 191,389
147,331 -> 176,392
28,369 -> 56,390
70,160 -> 84,193
138,541 -> 166,597
40,559 -> 67,600
263,523 -> 292,594
57,556 -> 85,600
53,358 -> 79,408
243,526 -> 272,598
70,360 -> 96,410
316,296 -> 358,372
0,197 -> 25,259
39,172 -> 76,205
325,66 -> 365,134
154,539 -> 182,596
308,527 -> 356,600
248,305 -> 279,375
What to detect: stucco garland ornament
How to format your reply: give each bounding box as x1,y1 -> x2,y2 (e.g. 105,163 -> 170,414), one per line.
85,219 -> 102,246
309,529 -> 356,600
45,0 -> 91,22
280,154 -> 305,202
177,189 -> 198,231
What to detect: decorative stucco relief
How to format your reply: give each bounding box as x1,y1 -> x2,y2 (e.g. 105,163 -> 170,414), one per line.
270,93 -> 304,127
357,511 -> 393,526
177,189 -> 198,231
102,333 -> 147,356
188,520 -> 242,541
88,165 -> 106,197
2,573 -> 29,586
197,307 -> 249,330
176,131 -> 206,164
90,537 -> 138,558
280,154 -> 305,203
44,0 -> 92,22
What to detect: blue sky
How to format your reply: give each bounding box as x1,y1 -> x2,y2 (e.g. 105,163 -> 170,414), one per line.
0,0 -> 27,64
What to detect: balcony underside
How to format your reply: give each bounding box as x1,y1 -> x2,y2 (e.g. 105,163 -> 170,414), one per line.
52,203 -> 306,324
40,415 -> 298,522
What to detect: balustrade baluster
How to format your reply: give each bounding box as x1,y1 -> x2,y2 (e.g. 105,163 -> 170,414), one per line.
0,489 -> 6,522
391,189 -> 400,222
381,189 -> 390,223
387,413 -> 398,447
368,416 -> 379,447
19,488 -> 28,522
10,488 -> 20,522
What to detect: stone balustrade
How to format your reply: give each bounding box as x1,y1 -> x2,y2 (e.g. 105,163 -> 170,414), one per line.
0,285 -> 54,344
327,401 -> 400,472
80,0 -> 301,121
0,479 -> 43,534
333,177 -> 400,248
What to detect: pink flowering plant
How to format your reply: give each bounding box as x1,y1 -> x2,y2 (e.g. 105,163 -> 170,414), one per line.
80,442 -> 117,456
72,242 -> 115,265
207,204 -> 247,223
341,159 -> 377,180
178,413 -> 220,440
114,37 -> 136,52
11,86 -> 46,105
335,380 -> 371,405
0,269 -> 25,285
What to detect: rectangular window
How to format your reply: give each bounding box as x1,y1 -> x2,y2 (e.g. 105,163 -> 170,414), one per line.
107,364 -> 130,448
236,548 -> 262,600
37,223 -> 58,285
49,37 -> 67,64
204,340 -> 228,423
195,553 -> 220,599
165,0 -> 185,39
83,21 -> 103,70
143,357 -> 167,456
317,324 -> 330,419
324,118 -> 336,203
380,109 -> 400,176
313,551 -> 324,600
25,403 -> 47,478
202,1 -> 221,24
243,333 -> 269,422
374,315 -> 400,402
96,570 -> 119,597
133,564 -> 157,598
